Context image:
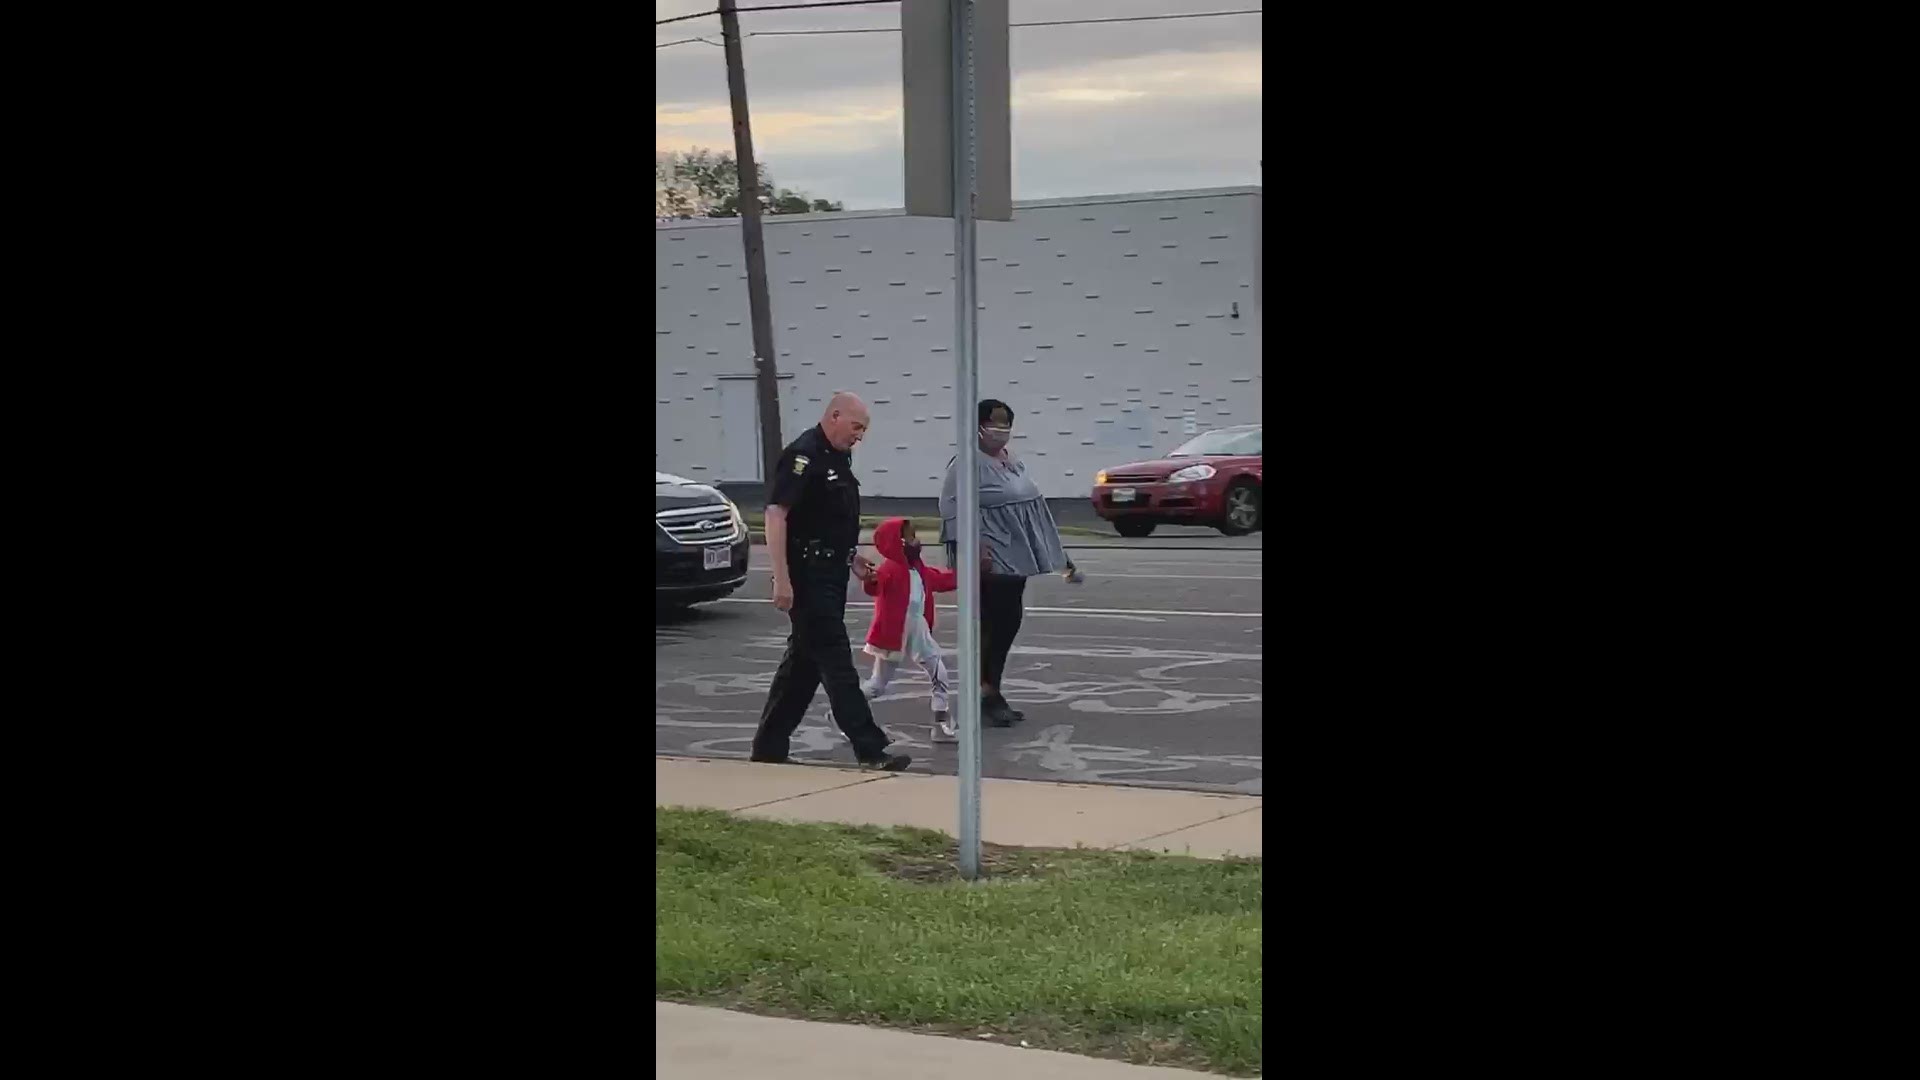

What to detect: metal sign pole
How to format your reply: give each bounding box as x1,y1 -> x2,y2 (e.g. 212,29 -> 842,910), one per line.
951,0 -> 982,882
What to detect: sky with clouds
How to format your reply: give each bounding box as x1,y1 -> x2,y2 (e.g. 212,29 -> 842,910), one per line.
656,0 -> 1262,210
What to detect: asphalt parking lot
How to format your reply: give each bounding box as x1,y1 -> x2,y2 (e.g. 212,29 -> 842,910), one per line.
656,525 -> 1263,794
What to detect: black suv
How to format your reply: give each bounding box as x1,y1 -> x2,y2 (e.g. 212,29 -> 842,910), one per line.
656,472 -> 751,608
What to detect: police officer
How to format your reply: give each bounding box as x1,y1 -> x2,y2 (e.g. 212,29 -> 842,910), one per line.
750,392 -> 911,771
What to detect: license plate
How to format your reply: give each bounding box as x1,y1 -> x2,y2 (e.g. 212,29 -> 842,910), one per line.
703,546 -> 732,571
1110,487 -> 1136,503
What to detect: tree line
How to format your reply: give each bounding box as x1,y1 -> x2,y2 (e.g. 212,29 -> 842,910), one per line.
656,148 -> 845,220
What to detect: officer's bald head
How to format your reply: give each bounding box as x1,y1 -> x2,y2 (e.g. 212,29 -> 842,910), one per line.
822,392 -> 869,451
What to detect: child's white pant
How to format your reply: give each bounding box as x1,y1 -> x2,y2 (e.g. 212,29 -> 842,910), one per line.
864,653 -> 951,712
823,652 -> 952,742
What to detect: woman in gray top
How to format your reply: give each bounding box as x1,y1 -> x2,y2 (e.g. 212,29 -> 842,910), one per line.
941,399 -> 1077,726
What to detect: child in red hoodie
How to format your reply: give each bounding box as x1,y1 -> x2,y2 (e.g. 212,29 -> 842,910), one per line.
847,517 -> 961,744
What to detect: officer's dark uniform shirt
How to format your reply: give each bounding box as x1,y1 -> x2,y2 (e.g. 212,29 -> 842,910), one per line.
767,425 -> 859,551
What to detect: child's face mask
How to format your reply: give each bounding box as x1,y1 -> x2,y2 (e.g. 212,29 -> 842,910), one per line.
903,541 -> 922,560
979,425 -> 1012,451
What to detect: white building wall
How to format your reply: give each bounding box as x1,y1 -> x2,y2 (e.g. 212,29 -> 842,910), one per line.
655,187 -> 1261,498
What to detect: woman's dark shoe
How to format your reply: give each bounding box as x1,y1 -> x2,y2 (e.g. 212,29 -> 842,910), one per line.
983,696 -> 1018,727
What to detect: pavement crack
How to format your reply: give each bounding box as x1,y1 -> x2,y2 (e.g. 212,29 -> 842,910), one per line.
726,773 -> 896,813
1107,801 -> 1261,851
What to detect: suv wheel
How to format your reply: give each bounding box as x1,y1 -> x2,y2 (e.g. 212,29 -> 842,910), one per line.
1114,519 -> 1157,538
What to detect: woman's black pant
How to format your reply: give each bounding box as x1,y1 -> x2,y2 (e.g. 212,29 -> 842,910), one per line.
944,542 -> 1028,693
980,573 -> 1027,692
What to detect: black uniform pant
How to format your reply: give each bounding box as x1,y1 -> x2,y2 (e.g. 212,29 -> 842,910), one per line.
752,552 -> 893,762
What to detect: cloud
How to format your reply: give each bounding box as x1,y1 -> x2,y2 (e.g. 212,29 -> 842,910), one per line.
1013,49 -> 1261,110
656,101 -> 901,155
654,2 -> 1262,208
1032,87 -> 1150,104
656,0 -> 1263,102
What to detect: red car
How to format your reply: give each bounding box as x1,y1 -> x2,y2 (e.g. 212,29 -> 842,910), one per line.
1091,424 -> 1262,537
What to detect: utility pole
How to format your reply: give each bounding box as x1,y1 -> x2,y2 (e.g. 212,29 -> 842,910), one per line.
719,0 -> 783,483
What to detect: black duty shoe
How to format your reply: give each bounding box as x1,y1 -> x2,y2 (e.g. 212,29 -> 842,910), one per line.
860,752 -> 912,771
1007,707 -> 1027,722
749,753 -> 790,764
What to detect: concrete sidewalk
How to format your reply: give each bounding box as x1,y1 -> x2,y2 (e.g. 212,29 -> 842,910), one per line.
657,1002 -> 1243,1078
655,756 -> 1261,858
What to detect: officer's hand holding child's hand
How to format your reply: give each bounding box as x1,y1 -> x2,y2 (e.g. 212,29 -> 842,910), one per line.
852,554 -> 875,581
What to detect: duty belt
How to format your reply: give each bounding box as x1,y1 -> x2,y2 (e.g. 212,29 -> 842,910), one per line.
790,539 -> 855,565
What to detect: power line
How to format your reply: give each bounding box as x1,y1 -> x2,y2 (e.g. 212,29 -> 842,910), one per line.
657,0 -> 896,36
656,0 -> 895,21
732,0 -> 899,9
658,5 -> 1261,47
1015,8 -> 1260,28
744,26 -> 896,36
743,7 -> 1261,36
656,8 -> 718,26
656,35 -> 725,48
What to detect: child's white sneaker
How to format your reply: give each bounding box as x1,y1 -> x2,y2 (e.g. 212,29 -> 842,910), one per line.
932,711 -> 958,744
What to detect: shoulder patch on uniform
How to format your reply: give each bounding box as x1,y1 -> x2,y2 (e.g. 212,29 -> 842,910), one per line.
792,455 -> 810,475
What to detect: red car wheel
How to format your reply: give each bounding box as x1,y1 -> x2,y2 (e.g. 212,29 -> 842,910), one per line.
1218,480 -> 1261,535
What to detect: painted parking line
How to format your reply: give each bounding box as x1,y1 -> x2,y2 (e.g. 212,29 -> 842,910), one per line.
749,557 -> 1263,567
746,564 -> 1261,578
1034,573 -> 1264,580
714,598 -> 1260,619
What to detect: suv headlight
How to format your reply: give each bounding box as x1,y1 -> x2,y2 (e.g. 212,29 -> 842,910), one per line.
1167,464 -> 1216,483
1094,470 -> 1108,485
723,497 -> 746,535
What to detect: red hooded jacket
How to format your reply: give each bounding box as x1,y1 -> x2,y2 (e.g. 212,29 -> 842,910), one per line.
861,517 -> 958,654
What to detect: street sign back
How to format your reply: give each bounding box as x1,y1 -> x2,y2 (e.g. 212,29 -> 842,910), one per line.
902,0 -> 1011,221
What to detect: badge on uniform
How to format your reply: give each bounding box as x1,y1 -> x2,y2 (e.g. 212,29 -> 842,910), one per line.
792,455 -> 809,475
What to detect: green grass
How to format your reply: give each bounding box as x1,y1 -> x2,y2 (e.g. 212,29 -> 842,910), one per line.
655,807 -> 1263,1075
741,511 -> 1113,538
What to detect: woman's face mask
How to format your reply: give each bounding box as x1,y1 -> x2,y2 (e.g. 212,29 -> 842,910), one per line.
979,425 -> 1012,451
